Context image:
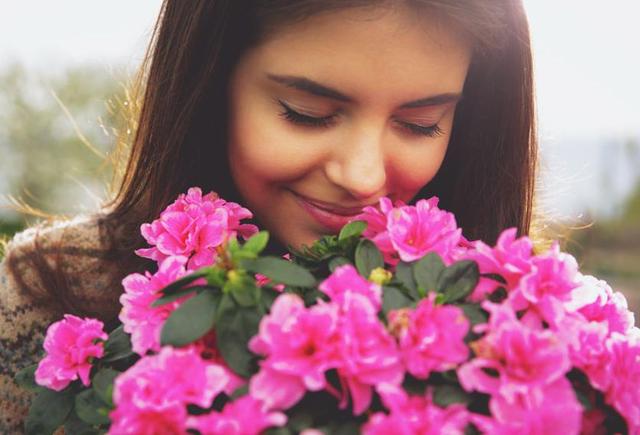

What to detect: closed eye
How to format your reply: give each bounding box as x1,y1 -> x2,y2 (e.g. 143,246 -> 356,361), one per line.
277,99 -> 337,128
394,120 -> 444,138
277,99 -> 444,138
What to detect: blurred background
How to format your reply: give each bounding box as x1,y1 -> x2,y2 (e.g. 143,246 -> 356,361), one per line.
0,1 -> 638,315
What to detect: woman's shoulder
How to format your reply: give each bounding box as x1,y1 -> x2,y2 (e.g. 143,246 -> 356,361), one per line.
3,212 -> 106,260
1,212 -> 124,315
0,213 -> 122,432
0,211 -> 124,329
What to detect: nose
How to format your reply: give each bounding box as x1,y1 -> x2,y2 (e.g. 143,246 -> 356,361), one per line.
324,124 -> 387,200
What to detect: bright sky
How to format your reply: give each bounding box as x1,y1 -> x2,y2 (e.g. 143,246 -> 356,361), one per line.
1,0 -> 639,215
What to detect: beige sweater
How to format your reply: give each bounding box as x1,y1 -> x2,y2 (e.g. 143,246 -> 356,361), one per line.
0,214 -> 122,433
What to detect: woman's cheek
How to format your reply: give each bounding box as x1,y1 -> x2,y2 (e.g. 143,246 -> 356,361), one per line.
230,111 -> 326,181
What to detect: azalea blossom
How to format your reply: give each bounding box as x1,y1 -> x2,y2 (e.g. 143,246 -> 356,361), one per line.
389,293 -> 469,379
569,273 -> 635,336
187,396 -> 286,435
506,243 -> 581,327
470,378 -> 582,435
355,197 -> 462,265
119,255 -> 195,355
458,302 -> 570,404
35,314 -> 107,391
135,187 -> 258,269
334,292 -> 403,414
249,294 -> 341,409
363,384 -> 469,435
319,264 -> 382,311
601,332 -> 640,432
109,347 -> 232,434
462,227 -> 534,301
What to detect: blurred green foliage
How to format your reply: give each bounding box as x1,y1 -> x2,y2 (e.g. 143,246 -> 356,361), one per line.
0,62 -> 127,237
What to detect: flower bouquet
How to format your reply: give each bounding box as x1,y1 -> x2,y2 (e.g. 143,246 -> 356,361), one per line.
16,188 -> 639,434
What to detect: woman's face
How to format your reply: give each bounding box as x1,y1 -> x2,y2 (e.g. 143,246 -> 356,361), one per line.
227,5 -> 471,250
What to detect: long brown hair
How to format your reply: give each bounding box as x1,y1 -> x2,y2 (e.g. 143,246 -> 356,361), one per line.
7,0 -> 537,322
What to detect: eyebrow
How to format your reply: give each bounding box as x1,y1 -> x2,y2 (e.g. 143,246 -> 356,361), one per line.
266,73 -> 462,109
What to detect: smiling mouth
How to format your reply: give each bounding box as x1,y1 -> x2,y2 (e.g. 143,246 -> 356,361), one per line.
290,191 -> 378,216
290,191 -> 371,233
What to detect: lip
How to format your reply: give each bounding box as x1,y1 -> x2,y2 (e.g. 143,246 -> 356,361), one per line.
291,191 -> 372,232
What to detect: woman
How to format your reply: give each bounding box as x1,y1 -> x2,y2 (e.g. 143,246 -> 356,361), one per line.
0,0 -> 536,431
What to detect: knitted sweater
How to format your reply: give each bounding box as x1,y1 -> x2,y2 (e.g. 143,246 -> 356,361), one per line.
0,214 -> 122,434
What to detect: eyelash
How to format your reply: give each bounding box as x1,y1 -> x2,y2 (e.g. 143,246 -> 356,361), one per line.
276,100 -> 444,138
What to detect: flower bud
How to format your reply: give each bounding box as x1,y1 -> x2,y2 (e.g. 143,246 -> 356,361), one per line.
369,267 -> 392,285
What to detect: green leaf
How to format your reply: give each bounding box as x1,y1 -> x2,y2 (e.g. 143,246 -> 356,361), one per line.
157,268 -> 209,297
151,285 -> 203,307
75,389 -> 110,426
338,220 -> 367,241
14,364 -> 39,391
433,384 -> 471,407
265,429 -> 294,435
25,388 -> 74,435
260,286 -> 280,312
227,273 -> 260,307
242,257 -> 316,287
230,384 -> 249,400
354,239 -> 383,277
287,410 -> 314,431
206,267 -> 227,287
302,288 -> 328,306
160,290 -> 219,347
328,256 -> 351,272
102,325 -> 134,363
438,261 -> 479,303
325,421 -> 360,435
459,303 -> 488,327
465,423 -> 482,435
382,286 -> 413,315
64,409 -> 97,435
242,231 -> 270,255
216,294 -> 262,377
573,385 -> 593,411
227,237 -> 241,255
92,368 -> 119,407
395,261 -> 418,298
413,252 -> 445,297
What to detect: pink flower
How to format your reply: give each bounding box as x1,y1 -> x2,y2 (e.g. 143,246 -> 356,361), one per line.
319,264 -> 382,311
249,294 -> 340,409
389,294 -> 469,379
356,197 -> 400,264
509,243 -> 580,325
187,396 -> 286,435
135,187 -> 258,270
357,197 -> 462,266
363,384 -> 469,435
478,377 -> 582,435
462,228 -> 533,301
458,302 -> 570,404
569,274 -> 635,336
601,333 -> 640,432
119,256 -> 196,356
386,198 -> 462,264
35,314 -> 107,391
249,367 -> 308,412
190,330 -> 246,395
109,347 -> 232,435
334,292 -> 404,414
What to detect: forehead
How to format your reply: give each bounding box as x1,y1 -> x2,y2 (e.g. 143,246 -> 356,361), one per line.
243,5 -> 472,106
